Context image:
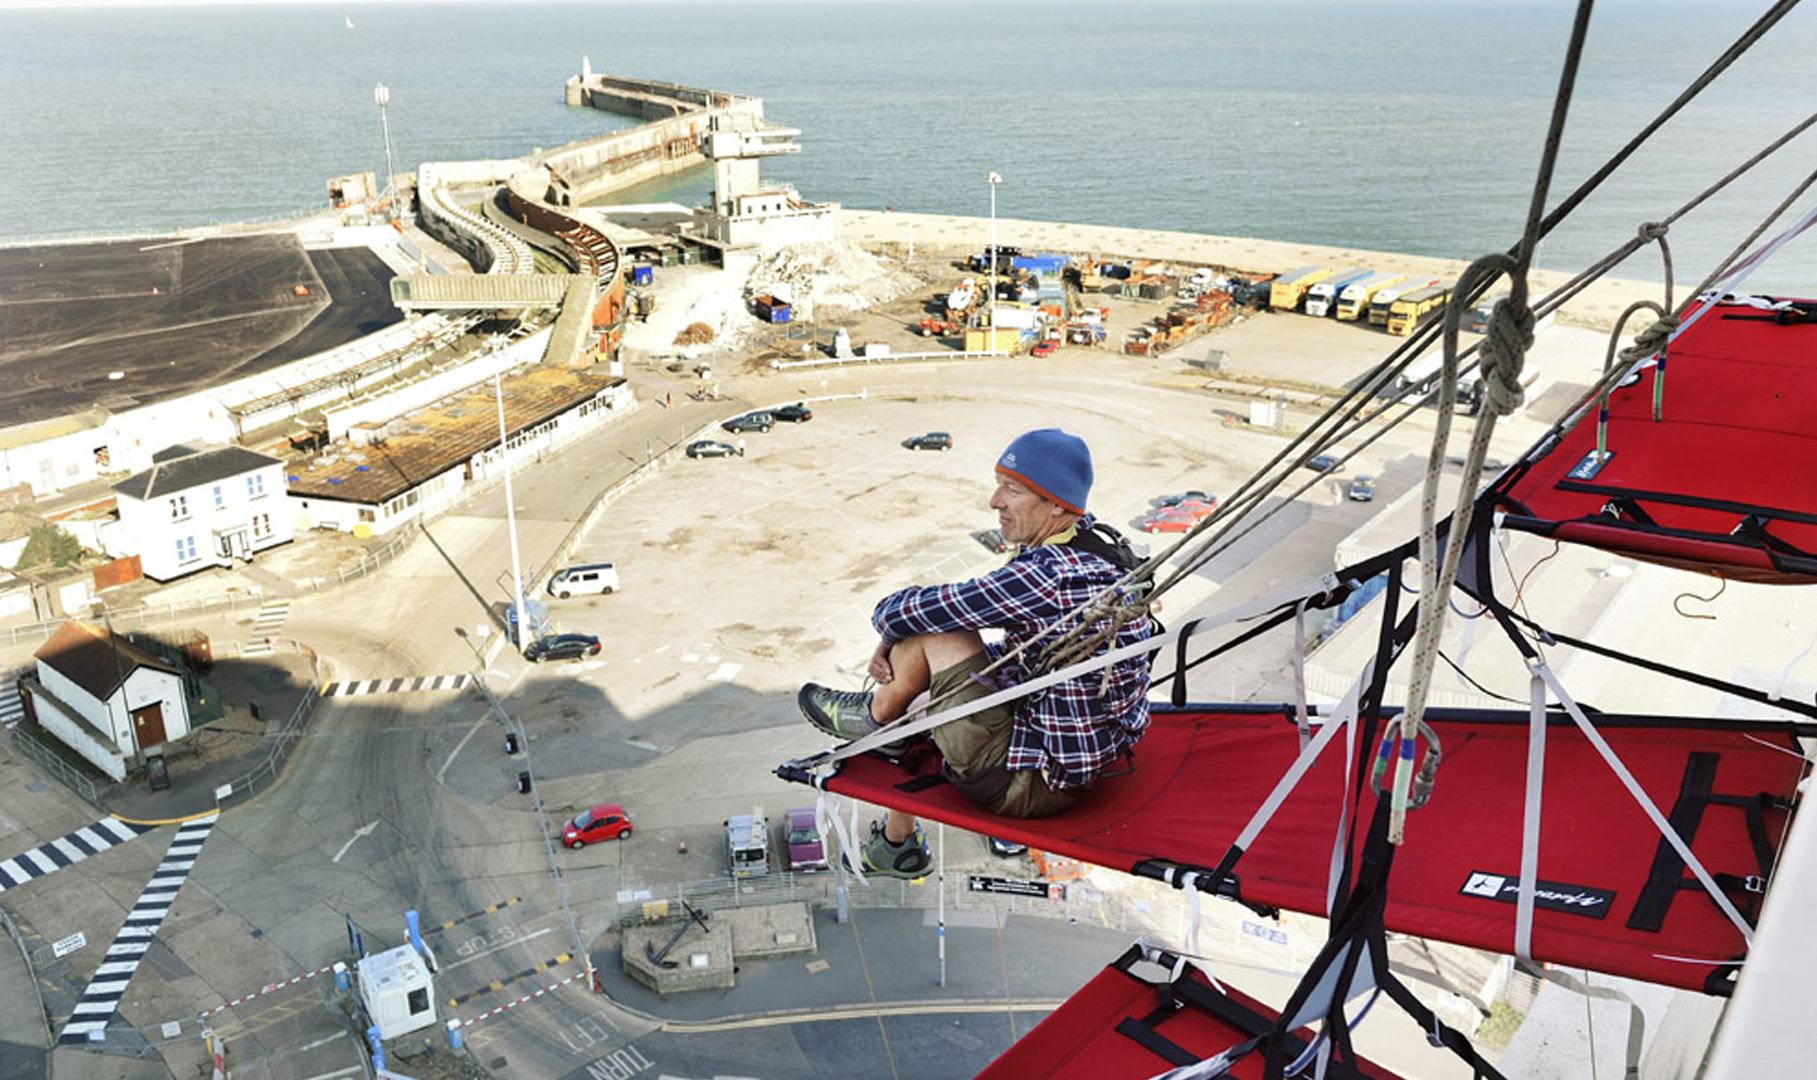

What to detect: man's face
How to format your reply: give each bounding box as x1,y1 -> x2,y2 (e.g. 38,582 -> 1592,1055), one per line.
991,475 -> 1066,545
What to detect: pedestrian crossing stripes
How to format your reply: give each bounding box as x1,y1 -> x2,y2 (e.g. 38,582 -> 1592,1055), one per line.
0,818 -> 156,894
1,676 -> 23,729
322,674 -> 472,698
57,814 -> 218,1046
251,601 -> 290,638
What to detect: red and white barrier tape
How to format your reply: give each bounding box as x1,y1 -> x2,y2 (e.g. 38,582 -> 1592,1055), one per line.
206,961 -> 340,1014
459,968 -> 590,1027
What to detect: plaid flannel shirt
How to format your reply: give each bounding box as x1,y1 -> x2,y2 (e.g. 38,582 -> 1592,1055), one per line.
870,517 -> 1152,789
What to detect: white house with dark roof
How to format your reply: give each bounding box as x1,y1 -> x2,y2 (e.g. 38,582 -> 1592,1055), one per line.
107,444 -> 292,581
22,620 -> 191,781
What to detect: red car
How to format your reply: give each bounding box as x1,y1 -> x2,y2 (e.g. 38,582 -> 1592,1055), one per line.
1171,498 -> 1218,520
1139,508 -> 1200,533
562,804 -> 632,848
1029,340 -> 1056,358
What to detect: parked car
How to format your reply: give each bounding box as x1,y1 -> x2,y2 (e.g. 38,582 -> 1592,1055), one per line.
1307,454 -> 1341,473
1347,475 -> 1377,502
562,804 -> 632,847
1139,508 -> 1200,534
547,562 -> 618,598
523,633 -> 601,663
987,836 -> 1028,857
686,439 -> 740,458
1029,341 -> 1056,358
783,808 -> 827,872
1169,498 -> 1218,520
726,810 -> 772,878
905,431 -> 953,451
772,403 -> 814,423
1156,490 -> 1211,508
974,528 -> 1011,553
721,412 -> 773,434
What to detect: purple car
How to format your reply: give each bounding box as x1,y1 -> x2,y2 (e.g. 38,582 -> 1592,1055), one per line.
784,808 -> 827,872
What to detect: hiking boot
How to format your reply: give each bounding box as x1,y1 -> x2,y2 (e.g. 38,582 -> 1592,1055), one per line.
799,684 -> 920,754
859,820 -> 931,880
799,683 -> 882,740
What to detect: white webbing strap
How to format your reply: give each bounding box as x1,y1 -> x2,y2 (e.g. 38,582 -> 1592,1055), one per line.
1292,597 -> 1313,751
1516,668 -> 1547,963
814,573 -> 1342,766
823,792 -> 869,885
1530,660 -> 1756,943
1181,872 -> 1204,957
1317,656 -> 1375,912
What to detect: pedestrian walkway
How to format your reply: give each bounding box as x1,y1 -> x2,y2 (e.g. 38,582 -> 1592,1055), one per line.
322,674 -> 471,698
0,818 -> 157,895
250,601 -> 290,639
56,814 -> 218,1046
0,677 -> 21,730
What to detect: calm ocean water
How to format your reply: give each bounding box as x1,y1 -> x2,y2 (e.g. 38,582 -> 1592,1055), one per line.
1,0 -> 1812,294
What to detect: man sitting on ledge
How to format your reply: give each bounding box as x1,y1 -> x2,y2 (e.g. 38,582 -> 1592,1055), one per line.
798,428 -> 1154,878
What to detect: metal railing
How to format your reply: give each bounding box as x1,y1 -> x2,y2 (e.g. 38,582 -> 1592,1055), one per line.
5,724 -> 100,807
612,870 -> 1144,936
209,640 -> 328,807
0,906 -> 53,1047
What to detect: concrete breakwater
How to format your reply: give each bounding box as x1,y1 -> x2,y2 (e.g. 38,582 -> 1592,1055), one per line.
536,69 -> 764,208
838,209 -> 1659,335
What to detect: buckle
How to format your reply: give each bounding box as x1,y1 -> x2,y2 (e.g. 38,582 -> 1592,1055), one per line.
1743,875 -> 1766,894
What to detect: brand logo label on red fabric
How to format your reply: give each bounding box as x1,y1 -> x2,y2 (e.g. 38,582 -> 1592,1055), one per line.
1459,871 -> 1615,919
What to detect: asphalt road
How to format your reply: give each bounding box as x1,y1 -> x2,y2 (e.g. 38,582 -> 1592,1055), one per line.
0,313 -> 1590,1079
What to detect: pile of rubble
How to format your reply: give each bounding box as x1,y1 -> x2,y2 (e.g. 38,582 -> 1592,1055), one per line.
744,240 -> 924,323
623,239 -> 927,358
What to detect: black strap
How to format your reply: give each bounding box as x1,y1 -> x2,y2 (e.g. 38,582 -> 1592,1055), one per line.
1112,1015 -> 1200,1067
1733,513 -> 1815,558
1554,478 -> 1817,529
1601,496 -> 1658,526
1628,751 -> 1779,933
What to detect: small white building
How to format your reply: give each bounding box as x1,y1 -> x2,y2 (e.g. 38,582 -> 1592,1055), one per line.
359,944 -> 437,1040
108,445 -> 292,582
24,620 -> 191,782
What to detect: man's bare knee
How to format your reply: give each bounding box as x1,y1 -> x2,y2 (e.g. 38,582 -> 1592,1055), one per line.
919,630 -> 985,673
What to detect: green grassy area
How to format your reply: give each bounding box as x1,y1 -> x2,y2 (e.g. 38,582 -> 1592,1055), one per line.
1473,1000 -> 1525,1051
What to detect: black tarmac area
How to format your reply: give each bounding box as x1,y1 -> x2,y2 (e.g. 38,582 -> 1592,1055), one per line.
0,235 -> 402,426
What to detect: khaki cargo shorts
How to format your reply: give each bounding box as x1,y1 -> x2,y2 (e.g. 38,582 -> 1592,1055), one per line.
928,652 -> 1082,819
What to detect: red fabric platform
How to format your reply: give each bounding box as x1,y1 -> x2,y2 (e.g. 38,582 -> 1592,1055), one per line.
1493,295 -> 1817,582
976,950 -> 1402,1080
811,707 -> 1804,992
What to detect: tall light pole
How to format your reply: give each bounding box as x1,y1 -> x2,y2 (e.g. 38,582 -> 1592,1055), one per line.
496,370 -> 529,653
374,82 -> 400,219
986,172 -> 1001,352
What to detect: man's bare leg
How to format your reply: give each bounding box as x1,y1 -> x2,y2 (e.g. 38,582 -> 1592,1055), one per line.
872,631 -> 984,844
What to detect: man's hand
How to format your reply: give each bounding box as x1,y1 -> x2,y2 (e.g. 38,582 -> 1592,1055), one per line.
868,639 -> 895,685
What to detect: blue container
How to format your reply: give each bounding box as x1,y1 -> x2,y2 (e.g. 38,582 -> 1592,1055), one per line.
631,265 -> 653,286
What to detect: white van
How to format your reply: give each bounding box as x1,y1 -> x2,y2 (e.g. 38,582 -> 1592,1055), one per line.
546,563 -> 620,598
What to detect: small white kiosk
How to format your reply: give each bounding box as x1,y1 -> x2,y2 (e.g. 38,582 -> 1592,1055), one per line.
358,943 -> 437,1039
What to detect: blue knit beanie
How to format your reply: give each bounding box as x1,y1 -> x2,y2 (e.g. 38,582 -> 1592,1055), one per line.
995,428 -> 1092,514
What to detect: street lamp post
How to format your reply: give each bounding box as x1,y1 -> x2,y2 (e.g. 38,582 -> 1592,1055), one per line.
986,172 -> 1001,351
496,371 -> 528,654
374,83 -> 400,220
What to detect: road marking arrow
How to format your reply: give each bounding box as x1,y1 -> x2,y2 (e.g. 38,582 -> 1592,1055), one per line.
332,821 -> 380,864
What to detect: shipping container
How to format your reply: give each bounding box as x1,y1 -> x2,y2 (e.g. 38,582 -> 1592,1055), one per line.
1268,265 -> 1335,312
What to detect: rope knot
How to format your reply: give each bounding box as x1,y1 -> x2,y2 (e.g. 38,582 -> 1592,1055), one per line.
1637,221 -> 1669,241
1480,295 -> 1535,417
1618,314 -> 1680,364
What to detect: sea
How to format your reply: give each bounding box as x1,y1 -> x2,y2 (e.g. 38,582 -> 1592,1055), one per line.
1,0 -> 1813,295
